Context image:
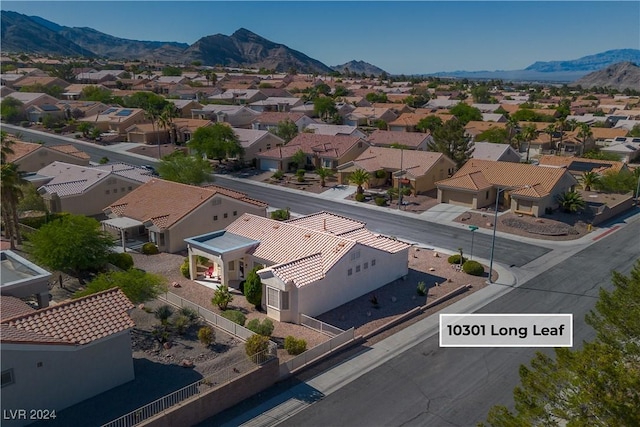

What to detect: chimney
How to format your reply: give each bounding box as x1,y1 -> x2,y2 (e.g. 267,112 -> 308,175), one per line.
323,218 -> 326,230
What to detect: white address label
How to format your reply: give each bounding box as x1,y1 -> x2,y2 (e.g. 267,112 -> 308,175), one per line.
439,314 -> 573,347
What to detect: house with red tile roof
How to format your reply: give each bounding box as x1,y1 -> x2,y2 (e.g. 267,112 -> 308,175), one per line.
103,179 -> 267,253
344,106 -> 398,127
337,146 -> 455,194
436,159 -> 578,216
78,107 -> 147,137
4,140 -> 90,172
32,162 -> 153,217
366,129 -> 432,150
185,212 -> 410,323
126,118 -> 213,144
537,155 -> 630,178
233,127 -> 285,164
386,112 -> 430,132
257,133 -> 369,171
1,288 -> 135,419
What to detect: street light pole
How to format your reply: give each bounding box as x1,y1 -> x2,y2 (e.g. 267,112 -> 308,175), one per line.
488,185 -> 528,284
398,147 -> 403,210
469,225 -> 478,260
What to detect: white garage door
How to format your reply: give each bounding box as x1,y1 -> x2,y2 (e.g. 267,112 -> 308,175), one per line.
260,159 -> 280,172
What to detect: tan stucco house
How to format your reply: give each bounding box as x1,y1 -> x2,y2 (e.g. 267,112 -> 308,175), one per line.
185,212 -> 410,323
103,179 -> 268,253
4,140 -> 90,172
436,159 -> 578,216
337,147 -> 456,195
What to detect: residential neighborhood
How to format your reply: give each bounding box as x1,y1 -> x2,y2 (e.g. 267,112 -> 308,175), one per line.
1,7 -> 639,427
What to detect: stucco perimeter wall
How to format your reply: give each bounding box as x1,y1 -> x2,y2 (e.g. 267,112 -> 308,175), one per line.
140,358 -> 279,427
591,196 -> 635,226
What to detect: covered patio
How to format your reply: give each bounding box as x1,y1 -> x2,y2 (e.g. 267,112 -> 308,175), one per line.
101,217 -> 148,253
184,231 -> 260,290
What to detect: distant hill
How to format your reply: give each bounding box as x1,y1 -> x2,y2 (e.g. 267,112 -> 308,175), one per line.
183,28 -> 333,74
525,49 -> 640,72
331,60 -> 387,77
0,11 -> 94,57
571,61 -> 640,91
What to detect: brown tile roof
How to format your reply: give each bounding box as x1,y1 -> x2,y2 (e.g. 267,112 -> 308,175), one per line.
252,112 -> 305,125
344,146 -> 449,178
106,179 -> 266,229
387,112 -> 429,127
260,134 -> 364,160
464,121 -> 507,136
4,140 -> 40,163
367,129 -> 430,149
1,288 -> 134,346
226,212 -> 408,287
590,127 -> 629,140
1,296 -> 35,322
49,144 -> 91,160
538,155 -> 626,173
498,103 -> 521,114
437,159 -> 573,198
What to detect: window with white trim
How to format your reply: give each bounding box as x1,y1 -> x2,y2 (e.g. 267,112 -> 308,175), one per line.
350,250 -> 360,261
371,259 -> 376,266
347,268 -> 353,276
355,265 -> 361,273
267,287 -> 279,309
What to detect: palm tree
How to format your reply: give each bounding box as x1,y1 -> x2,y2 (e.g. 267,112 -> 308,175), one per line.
577,123 -> 593,151
580,171 -> 600,192
1,131 -> 14,164
520,124 -> 538,163
506,116 -> 519,147
556,190 -> 586,213
315,167 -> 334,187
158,105 -> 177,144
544,124 -> 556,150
554,119 -> 567,154
1,163 -> 26,248
348,168 -> 370,195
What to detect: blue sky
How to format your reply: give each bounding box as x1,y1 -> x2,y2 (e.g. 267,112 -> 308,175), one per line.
3,1 -> 639,74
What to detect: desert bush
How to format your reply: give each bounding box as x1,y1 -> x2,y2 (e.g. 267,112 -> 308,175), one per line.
355,193 -> 366,202
416,281 -> 427,296
154,304 -> 174,325
401,187 -> 412,196
173,314 -> 190,335
270,209 -> 290,221
198,326 -> 215,346
284,336 -> 307,355
141,242 -> 159,255
107,252 -> 134,270
374,169 -> 386,179
463,260 -> 485,276
271,170 -> 284,180
212,284 -> 233,310
179,306 -> 199,322
180,258 -> 190,278
221,309 -> 246,326
245,334 -> 270,363
447,254 -> 468,264
374,197 -> 387,206
246,318 -> 274,337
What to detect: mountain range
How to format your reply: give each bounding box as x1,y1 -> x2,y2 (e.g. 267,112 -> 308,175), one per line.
1,10 -> 639,83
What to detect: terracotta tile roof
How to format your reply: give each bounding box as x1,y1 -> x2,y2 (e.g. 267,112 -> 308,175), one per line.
226,212 -> 409,287
252,112 -> 305,125
465,121 -> 507,136
49,144 -> 91,160
0,296 -> 35,322
3,140 -> 40,163
343,146 -> 449,178
106,179 -> 266,230
260,134 -> 364,161
538,155 -> 626,173
1,288 -> 134,346
367,130 -> 430,148
437,159 -> 572,198
590,127 -> 629,140
387,113 -> 429,127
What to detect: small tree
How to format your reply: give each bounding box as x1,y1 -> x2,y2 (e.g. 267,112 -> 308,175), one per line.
157,151 -> 213,185
291,149 -> 306,171
272,119 -> 298,143
212,284 -> 233,310
580,171 -> 600,192
246,318 -> 275,337
315,166 -> 334,187
198,326 -> 215,347
244,267 -> 263,309
74,269 -> 168,304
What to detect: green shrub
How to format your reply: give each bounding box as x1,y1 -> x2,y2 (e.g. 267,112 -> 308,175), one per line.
244,267 -> 263,309
99,156 -> 109,164
221,309 -> 246,326
355,193 -> 366,202
284,336 -> 307,355
246,318 -> 274,337
107,252 -> 134,270
374,197 -> 387,206
19,212 -> 68,229
180,258 -> 190,278
416,281 -> 427,296
141,242 -> 159,255
198,326 -> 215,346
173,314 -> 190,335
447,254 -> 468,264
212,284 -> 233,310
463,260 -> 485,276
272,170 -> 284,180
270,209 -> 290,221
245,334 -> 270,363
155,304 -> 174,325
374,169 -> 386,179
401,187 -> 412,196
